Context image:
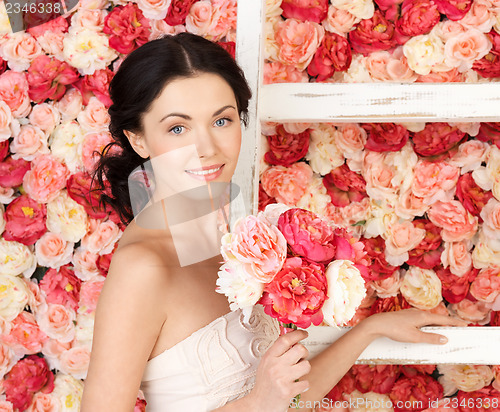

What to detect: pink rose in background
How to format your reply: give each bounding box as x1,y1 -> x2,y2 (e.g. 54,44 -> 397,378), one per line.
186,1 -> 214,35
397,189 -> 429,219
333,123 -> 367,155
165,0 -> 200,26
81,131 -> 115,174
206,0 -> 237,41
28,103 -> 61,136
0,71 -> 31,118
444,28 -> 492,72
407,218 -> 443,269
412,123 -> 467,157
456,172 -> 493,218
261,162 -> 313,205
372,270 -> 402,298
274,18 -> 325,70
323,164 -> 367,207
435,265 -> 477,304
0,32 -> 42,72
390,374 -> 443,412
434,0 -> 472,21
470,266 -> 500,303
35,232 -> 73,269
264,125 -> 310,166
36,303 -> 76,343
428,200 -> 479,242
441,240 -> 472,277
27,55 -> 79,103
59,345 -> 90,380
449,139 -> 489,173
263,61 -> 307,84
323,6 -> 359,35
3,194 -> 47,245
351,364 -> 400,394
103,3 -> 151,55
221,215 -> 287,283
396,0 -> 440,37
481,198 -> 500,239
1,312 -> 48,357
72,248 -> 101,281
384,220 -> 426,263
450,298 -> 491,323
363,123 -> 409,152
10,124 -> 50,162
362,151 -> 398,200
307,32 -> 352,81
55,88 -> 83,121
26,392 -> 61,411
278,207 -> 336,263
74,68 -> 114,107
23,154 -> 69,203
71,9 -> 107,32
27,16 -> 68,38
281,0 -> 329,23
348,10 -> 396,55
79,278 -> 104,314
78,97 -> 111,132
459,0 -> 495,33
411,160 -> 459,204
2,355 -> 54,412
259,256 -> 327,328
417,67 -> 466,82
39,265 -> 82,312
81,218 -> 122,255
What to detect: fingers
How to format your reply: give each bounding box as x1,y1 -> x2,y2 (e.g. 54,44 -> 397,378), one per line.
289,359 -> 312,381
415,331 -> 449,345
423,313 -> 469,327
280,342 -> 309,365
266,330 -> 309,357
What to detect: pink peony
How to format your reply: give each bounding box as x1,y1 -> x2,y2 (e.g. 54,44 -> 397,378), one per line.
261,162 -> 313,205
1,311 -> 48,357
470,266 -> 500,304
476,122 -> 500,149
263,61 -> 307,84
411,160 -> 459,204
3,194 -> 47,245
164,0 -> 200,26
221,215 -> 287,283
323,164 -> 367,208
434,0 -> 472,21
307,32 -> 352,81
2,355 -> 54,411
396,0 -> 440,37
412,123 -> 467,157
103,3 -> 151,55
370,294 -> 412,314
39,265 -> 82,312
264,125 -> 310,166
428,200 -> 479,242
472,50 -> 500,79
390,374 -> 443,412
361,236 -> 398,281
22,154 -> 69,203
0,71 -> 31,118
435,265 -> 477,304
348,10 -> 397,55
363,123 -> 409,152
73,68 -> 114,107
259,256 -> 327,328
407,218 -> 443,270
0,156 -> 31,188
281,0 -> 329,23
278,207 -> 336,263
456,172 -> 493,218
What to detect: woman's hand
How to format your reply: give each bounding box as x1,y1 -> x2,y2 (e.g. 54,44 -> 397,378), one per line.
247,329 -> 311,412
360,308 -> 469,344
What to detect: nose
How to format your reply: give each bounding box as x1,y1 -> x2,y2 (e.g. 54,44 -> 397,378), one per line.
194,127 -> 218,159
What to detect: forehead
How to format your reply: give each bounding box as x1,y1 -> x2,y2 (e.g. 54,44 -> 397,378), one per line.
148,73 -> 237,116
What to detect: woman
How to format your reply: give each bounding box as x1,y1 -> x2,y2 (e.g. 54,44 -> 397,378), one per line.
81,33 -> 466,412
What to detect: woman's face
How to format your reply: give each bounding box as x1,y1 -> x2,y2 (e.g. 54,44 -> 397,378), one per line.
129,72 -> 242,202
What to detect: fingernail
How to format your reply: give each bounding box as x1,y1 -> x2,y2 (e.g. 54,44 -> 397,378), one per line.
303,387 -> 309,393
440,336 -> 448,344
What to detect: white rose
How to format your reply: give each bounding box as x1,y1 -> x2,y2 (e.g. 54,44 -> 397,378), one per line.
400,266 -> 442,310
257,203 -> 292,227
343,54 -> 372,82
52,373 -> 84,412
364,199 -> 397,239
331,0 -> 375,19
0,273 -> 30,321
46,190 -> 88,243
63,28 -> 118,75
305,124 -> 344,175
49,121 -> 85,173
0,238 -> 36,278
74,311 -> 95,346
323,259 -> 366,326
296,175 -> 331,218
403,34 -> 445,75
72,247 -> 101,281
472,230 -> 500,268
266,0 -> 283,18
438,365 -> 494,396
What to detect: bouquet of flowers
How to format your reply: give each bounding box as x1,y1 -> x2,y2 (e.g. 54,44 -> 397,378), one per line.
216,203 -> 368,330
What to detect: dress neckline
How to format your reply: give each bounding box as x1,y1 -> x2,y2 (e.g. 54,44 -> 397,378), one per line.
147,310 -> 238,363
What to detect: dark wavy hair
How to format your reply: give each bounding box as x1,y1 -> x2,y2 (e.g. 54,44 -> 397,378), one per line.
91,33 -> 252,226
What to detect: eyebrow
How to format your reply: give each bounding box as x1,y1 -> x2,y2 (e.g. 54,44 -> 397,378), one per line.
159,105 -> 237,123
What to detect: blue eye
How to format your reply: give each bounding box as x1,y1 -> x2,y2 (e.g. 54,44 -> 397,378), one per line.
215,118 -> 230,127
170,125 -> 184,135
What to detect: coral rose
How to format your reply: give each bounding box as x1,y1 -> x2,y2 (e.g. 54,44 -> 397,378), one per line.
39,265 -> 82,312
264,125 -> 310,166
444,28 -> 492,72
23,154 -> 69,204
383,220 -> 426,266
351,364 -> 400,394
390,374 -> 443,412
281,0 -> 329,23
412,123 -> 467,157
259,256 -> 327,328
396,0 -> 440,37
407,218 -> 443,269
261,162 -> 313,205
411,160 -> 459,205
361,236 -> 398,281
323,164 -> 367,208
348,10 -> 396,55
434,0 -> 472,21
476,122 -> 500,149
363,123 -> 409,152
456,172 -> 493,218
165,0 -> 200,26
470,266 -> 500,303
428,200 -> 478,242
307,32 -> 352,81
3,195 -> 47,246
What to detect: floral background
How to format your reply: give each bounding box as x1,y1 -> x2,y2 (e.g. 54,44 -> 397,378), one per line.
0,0 -> 499,411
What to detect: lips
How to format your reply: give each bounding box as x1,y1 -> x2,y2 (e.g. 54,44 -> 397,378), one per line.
185,163 -> 224,173
185,164 -> 225,181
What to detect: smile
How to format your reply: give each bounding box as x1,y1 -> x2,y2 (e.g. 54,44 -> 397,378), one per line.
185,164 -> 225,181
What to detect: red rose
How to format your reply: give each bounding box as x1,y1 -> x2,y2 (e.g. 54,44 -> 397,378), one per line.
434,0 -> 472,21
307,32 -> 352,81
400,364 -> 436,378
396,0 -> 440,37
370,294 -> 412,314
3,194 -> 47,245
67,171 -> 113,219
103,3 -> 150,55
0,140 -> 8,162
472,32 -> 500,79
412,122 -> 467,157
135,396 -> 148,412
27,15 -> 68,37
363,123 -> 409,152
73,68 -> 114,107
40,265 -> 82,311
264,125 -> 310,167
281,0 -> 329,23
217,41 -> 236,59
490,310 -> 500,326
258,182 -> 277,212
456,172 -> 493,218
259,257 -> 327,328
3,355 -> 55,411
323,164 -> 367,208
0,156 -> 31,188
351,365 -> 400,394
349,10 -> 397,55
0,57 -> 6,75
360,236 -> 398,281
27,55 -> 79,103
435,265 -> 478,304
326,370 -> 356,401
164,0 -> 200,26
407,218 -> 443,269
477,122 -> 500,149
390,374 -> 443,411
97,246 -> 116,277
457,386 -> 500,412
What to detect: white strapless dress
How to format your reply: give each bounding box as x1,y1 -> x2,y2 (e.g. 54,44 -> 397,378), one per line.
140,305 -> 280,411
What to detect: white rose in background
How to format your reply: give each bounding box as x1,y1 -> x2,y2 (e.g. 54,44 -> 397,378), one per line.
49,121 -> 85,173
323,259 -> 366,326
51,373 -> 84,412
296,174 -> 331,218
306,124 -> 344,175
46,190 -> 88,243
400,266 -> 442,310
0,238 -> 36,278
438,365 -> 494,396
403,33 -> 446,75
36,303 -> 76,344
331,0 -> 374,20
0,273 -> 30,321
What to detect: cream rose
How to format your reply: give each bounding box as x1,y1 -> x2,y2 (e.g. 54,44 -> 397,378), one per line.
26,392 -> 62,411
36,30 -> 65,60
400,266 -> 442,310
296,174 -> 331,218
323,259 -> 367,326
35,231 -> 74,269
444,28 -> 492,72
49,121 -> 85,173
55,89 -> 83,121
59,345 -> 91,380
372,270 -> 402,299
266,0 -> 283,19
472,230 -> 500,269
52,373 -> 84,412
71,247 -> 101,281
74,312 -> 95,346
136,0 -> 171,20
46,190 -> 88,243
403,34 -> 446,76
323,5 -> 360,35
306,124 -> 344,175
0,273 -> 30,321
449,140 -> 489,174
76,96 -> 110,133
0,238 -> 36,278
0,100 -> 12,142
438,365 -> 493,396
257,203 -> 292,227
383,220 -> 426,266
71,8 -> 107,32
331,0 -> 374,19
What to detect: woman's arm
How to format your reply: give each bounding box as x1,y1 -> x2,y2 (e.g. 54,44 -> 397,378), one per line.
80,244 -> 170,412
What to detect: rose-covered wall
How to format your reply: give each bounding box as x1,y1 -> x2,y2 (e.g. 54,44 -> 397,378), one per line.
0,0 -> 499,411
